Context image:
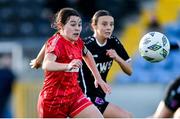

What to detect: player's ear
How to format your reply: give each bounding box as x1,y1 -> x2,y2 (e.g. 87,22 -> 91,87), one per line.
57,22 -> 64,30
91,23 -> 96,31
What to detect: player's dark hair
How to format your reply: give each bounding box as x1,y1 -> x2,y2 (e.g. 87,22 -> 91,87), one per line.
51,8 -> 81,30
91,10 -> 112,25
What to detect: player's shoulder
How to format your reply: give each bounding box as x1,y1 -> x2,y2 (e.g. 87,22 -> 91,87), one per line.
47,33 -> 60,43
83,36 -> 96,45
110,35 -> 118,40
109,35 -> 122,44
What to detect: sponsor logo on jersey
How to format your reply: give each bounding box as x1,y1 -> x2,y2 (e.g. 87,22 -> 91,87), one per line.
96,61 -> 113,73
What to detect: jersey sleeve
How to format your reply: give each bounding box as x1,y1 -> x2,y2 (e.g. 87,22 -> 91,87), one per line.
83,46 -> 89,56
45,37 -> 60,57
82,37 -> 92,56
112,36 -> 131,62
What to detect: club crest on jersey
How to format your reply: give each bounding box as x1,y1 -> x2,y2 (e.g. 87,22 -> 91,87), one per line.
95,97 -> 104,105
69,55 -> 73,59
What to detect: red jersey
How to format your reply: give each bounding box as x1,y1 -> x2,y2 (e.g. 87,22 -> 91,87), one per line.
44,33 -> 83,97
37,33 -> 92,117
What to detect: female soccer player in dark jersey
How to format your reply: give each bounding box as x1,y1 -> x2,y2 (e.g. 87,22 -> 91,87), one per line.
153,76 -> 180,118
78,10 -> 133,118
32,8 -> 111,118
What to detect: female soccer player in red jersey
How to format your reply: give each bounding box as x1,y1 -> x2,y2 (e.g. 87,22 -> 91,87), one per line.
33,8 -> 111,118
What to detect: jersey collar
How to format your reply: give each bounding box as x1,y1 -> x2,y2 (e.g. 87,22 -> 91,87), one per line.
93,35 -> 107,47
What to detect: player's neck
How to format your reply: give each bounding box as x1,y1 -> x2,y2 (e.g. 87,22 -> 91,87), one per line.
93,34 -> 106,44
58,31 -> 76,44
61,34 -> 75,44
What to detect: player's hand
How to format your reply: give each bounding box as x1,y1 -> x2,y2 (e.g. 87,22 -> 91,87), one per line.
106,49 -> 118,60
30,59 -> 42,69
67,59 -> 82,70
94,79 -> 111,94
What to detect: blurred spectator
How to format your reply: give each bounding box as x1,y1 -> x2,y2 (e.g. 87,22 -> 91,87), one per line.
0,53 -> 16,117
147,15 -> 162,32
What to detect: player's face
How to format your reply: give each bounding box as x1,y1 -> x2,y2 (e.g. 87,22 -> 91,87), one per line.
95,16 -> 114,39
61,16 -> 82,42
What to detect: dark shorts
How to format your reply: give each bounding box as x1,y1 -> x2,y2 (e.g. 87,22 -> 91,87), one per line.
164,77 -> 180,112
88,96 -> 109,114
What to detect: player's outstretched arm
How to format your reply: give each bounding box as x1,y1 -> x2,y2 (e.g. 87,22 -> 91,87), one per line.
106,49 -> 132,76
83,51 -> 111,94
30,44 -> 46,69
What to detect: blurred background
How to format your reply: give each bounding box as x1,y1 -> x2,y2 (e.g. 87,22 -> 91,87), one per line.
0,0 -> 180,117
